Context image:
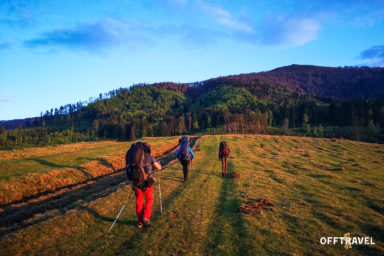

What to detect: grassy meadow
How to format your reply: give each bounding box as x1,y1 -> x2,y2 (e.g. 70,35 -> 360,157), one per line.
0,135 -> 383,255
0,137 -> 179,205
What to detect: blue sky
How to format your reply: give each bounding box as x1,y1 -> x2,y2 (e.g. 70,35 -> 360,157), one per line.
1,0 -> 384,120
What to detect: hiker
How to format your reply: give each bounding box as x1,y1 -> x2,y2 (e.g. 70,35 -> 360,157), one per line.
125,142 -> 162,228
176,136 -> 194,182
219,141 -> 230,176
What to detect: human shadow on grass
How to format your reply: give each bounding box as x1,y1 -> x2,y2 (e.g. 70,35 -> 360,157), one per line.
0,158 -> 120,208
82,206 -> 137,227
25,158 -> 92,178
0,169 -> 130,238
193,168 -> 222,178
160,175 -> 184,183
0,138 -> 200,239
115,139 -> 206,253
203,161 -> 250,255
115,169 -> 200,253
2,140 -> 189,209
77,157 -> 116,171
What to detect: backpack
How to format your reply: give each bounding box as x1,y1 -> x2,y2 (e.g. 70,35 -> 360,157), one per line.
125,142 -> 154,189
219,142 -> 230,158
178,136 -> 191,160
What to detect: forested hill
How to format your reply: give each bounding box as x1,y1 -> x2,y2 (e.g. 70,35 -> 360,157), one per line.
211,64 -> 384,99
1,65 -> 384,148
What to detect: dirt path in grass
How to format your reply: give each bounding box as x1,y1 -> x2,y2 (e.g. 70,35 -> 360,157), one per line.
89,135 -> 250,256
0,138 -> 199,239
1,135 -> 383,256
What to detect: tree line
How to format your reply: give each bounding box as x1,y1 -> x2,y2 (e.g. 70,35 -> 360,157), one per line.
1,81 -> 383,149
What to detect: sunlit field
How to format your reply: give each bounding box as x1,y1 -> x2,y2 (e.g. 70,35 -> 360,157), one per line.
0,135 -> 383,255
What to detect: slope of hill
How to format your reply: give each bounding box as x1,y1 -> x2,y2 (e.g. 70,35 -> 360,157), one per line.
213,65 -> 384,99
1,65 -> 384,149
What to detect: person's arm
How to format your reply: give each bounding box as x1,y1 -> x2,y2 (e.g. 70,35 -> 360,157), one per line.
189,147 -> 194,159
125,150 -> 129,167
150,155 -> 162,171
153,161 -> 162,171
176,148 -> 180,159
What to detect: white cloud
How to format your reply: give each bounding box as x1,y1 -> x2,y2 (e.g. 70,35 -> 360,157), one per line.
260,16 -> 320,47
194,1 -> 320,47
196,0 -> 254,33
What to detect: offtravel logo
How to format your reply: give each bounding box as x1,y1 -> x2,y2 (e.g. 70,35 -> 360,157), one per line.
320,233 -> 375,249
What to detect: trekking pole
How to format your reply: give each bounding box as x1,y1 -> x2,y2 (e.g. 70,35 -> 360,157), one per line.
157,171 -> 163,214
108,190 -> 134,233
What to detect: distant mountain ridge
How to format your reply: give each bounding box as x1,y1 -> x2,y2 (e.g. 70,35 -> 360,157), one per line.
2,64 -> 384,129
2,64 -> 384,148
214,64 -> 384,99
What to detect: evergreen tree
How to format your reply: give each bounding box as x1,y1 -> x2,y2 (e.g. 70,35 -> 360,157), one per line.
303,113 -> 309,126
306,124 -> 312,136
318,124 -> 324,137
368,120 -> 378,136
193,120 -> 199,131
282,118 -> 289,132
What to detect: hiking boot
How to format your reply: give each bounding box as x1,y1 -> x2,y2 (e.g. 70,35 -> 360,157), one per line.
143,218 -> 151,226
137,223 -> 143,228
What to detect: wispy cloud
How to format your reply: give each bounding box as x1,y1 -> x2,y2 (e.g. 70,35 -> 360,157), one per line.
23,18 -> 151,52
352,10 -> 384,27
0,98 -> 10,103
159,24 -> 225,47
19,1 -> 325,53
259,16 -> 320,47
195,1 -> 320,47
360,45 -> 384,67
23,16 -> 226,52
197,0 -> 254,33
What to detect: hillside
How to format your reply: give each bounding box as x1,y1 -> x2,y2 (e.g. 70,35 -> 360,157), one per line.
1,65 -> 384,149
0,135 -> 383,255
211,64 -> 384,99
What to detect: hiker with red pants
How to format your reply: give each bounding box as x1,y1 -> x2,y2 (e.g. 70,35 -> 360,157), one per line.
176,136 -> 194,182
219,141 -> 230,176
125,142 -> 162,228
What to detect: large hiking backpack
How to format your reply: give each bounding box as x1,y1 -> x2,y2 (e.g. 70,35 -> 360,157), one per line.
125,142 -> 154,189
219,142 -> 230,158
178,136 -> 191,161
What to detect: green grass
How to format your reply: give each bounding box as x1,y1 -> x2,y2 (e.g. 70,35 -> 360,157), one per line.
0,137 -> 178,181
0,137 -> 180,205
0,135 -> 383,255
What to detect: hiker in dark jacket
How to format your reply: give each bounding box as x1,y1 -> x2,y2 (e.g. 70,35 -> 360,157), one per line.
176,136 -> 194,182
219,142 -> 230,176
126,143 -> 161,228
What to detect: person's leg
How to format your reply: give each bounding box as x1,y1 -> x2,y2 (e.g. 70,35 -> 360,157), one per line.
182,160 -> 190,182
224,157 -> 228,175
134,189 -> 144,224
221,158 -> 224,176
143,186 -> 154,222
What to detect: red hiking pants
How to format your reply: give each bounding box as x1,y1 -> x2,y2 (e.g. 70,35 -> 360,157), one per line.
134,185 -> 154,224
